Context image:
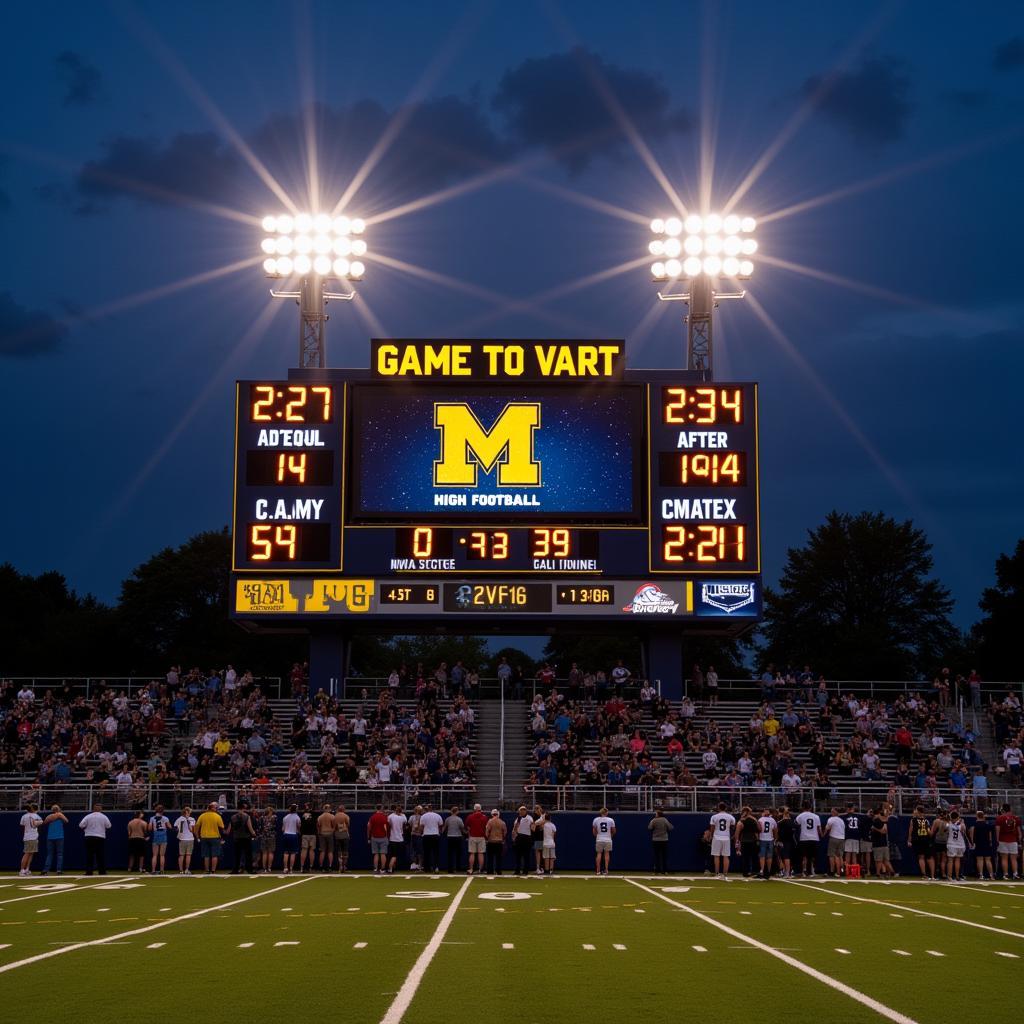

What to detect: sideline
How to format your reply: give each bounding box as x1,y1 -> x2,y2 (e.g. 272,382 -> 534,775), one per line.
0,875 -> 316,974
785,879 -> 1024,940
379,876 -> 474,1024
625,878 -> 919,1024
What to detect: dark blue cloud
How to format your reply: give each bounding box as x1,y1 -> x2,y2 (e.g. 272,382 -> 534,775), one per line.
993,36 -> 1024,71
55,50 -> 103,106
493,47 -> 691,174
803,56 -> 912,148
0,293 -> 67,358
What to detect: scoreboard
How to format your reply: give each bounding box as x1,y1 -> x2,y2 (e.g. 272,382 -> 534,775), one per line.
231,339 -> 761,627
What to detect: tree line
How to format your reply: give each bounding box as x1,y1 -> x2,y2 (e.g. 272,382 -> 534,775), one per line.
0,515 -> 1020,682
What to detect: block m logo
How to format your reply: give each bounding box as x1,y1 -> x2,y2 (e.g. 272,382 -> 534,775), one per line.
433,402 -> 541,486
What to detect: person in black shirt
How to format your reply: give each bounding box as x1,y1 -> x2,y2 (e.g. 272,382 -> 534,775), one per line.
230,801 -> 255,874
870,806 -> 895,878
776,807 -> 796,878
737,806 -> 760,878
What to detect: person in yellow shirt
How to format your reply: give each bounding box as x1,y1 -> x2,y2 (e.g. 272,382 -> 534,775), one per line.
195,802 -> 225,874
763,716 -> 780,745
212,738 -> 232,766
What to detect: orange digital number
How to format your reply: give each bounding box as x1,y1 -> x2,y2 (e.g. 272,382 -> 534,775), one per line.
249,524 -> 297,561
276,453 -> 307,483
720,388 -> 743,423
250,524 -> 272,560
284,386 -> 308,421
694,388 -> 717,424
663,526 -> 687,562
492,532 -> 509,559
252,385 -> 275,421
531,528 -> 570,558
311,385 -> 332,422
412,527 -> 433,558
696,525 -> 720,562
664,388 -> 687,424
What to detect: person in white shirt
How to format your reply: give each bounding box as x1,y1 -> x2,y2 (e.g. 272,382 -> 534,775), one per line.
173,806 -> 196,875
419,805 -> 444,872
592,808 -> 616,875
79,802 -> 112,876
1004,745 -> 1023,783
541,814 -> 557,874
387,805 -> 408,874
16,686 -> 34,703
281,804 -> 302,874
709,803 -> 736,878
512,807 -> 535,876
823,808 -> 846,877
794,804 -> 823,877
756,811 -> 777,879
19,804 -> 43,876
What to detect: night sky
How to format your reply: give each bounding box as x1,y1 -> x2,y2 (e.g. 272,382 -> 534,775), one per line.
1,2 -> 1022,627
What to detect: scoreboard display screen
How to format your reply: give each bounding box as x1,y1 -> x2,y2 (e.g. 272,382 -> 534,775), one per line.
231,339 -> 761,624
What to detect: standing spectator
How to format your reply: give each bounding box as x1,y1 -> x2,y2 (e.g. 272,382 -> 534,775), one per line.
907,806 -> 934,879
946,810 -> 969,882
970,810 -> 996,880
127,811 -> 148,873
79,802 -> 112,876
230,801 -> 256,874
756,808 -> 777,880
1003,742 -> 1023,785
195,801 -> 226,875
281,803 -> 301,874
995,803 -> 1021,880
465,803 -> 488,875
823,807 -> 846,878
870,806 -> 895,878
735,806 -> 760,878
485,809 -> 507,874
257,806 -> 277,872
709,802 -> 735,878
776,806 -> 796,878
387,804 -> 408,874
794,803 -> 822,877
531,803 -> 546,875
316,804 -> 336,872
705,665 -> 719,706
968,669 -> 982,709
842,802 -> 863,875
443,806 -> 465,874
690,663 -> 704,699
592,807 -> 616,876
647,808 -> 673,874
512,806 -> 535,876
541,813 -> 557,874
41,805 -> 67,876
299,804 -> 318,872
420,805 -> 444,872
333,804 -> 351,873
174,806 -> 196,875
149,804 -> 171,875
367,804 -> 389,875
18,804 -> 43,876
408,805 -> 424,872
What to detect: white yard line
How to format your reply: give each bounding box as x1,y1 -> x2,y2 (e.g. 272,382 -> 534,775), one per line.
0,875 -> 316,975
0,881 -> 122,907
785,880 -> 1024,941
378,876 -> 473,1024
625,879 -> 920,1024
943,882 -> 1024,899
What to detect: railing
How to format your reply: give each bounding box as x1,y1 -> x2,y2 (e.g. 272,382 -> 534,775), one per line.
342,676 -> 661,701
0,782 -> 476,813
0,676 -> 285,699
521,784 -> 1024,816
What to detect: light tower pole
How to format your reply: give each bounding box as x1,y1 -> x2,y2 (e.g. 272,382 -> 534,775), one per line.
648,213 -> 757,380
260,212 -> 368,368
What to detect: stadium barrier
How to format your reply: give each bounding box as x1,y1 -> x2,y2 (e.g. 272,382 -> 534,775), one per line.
1,676 -> 285,698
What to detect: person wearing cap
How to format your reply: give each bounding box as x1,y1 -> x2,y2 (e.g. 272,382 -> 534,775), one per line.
465,803 -> 488,875
484,809 -> 507,875
195,801 -> 226,874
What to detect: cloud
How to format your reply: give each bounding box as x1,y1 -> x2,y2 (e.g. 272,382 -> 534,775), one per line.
55,51 -> 103,106
803,56 -> 912,148
0,293 -> 68,358
493,47 -> 691,173
993,36 -> 1024,71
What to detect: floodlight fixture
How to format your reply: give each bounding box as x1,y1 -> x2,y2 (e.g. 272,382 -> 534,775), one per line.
646,211 -> 758,378
260,210 -> 369,368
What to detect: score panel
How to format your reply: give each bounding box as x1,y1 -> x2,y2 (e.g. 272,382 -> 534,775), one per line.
232,382 -> 344,571
647,384 -> 760,573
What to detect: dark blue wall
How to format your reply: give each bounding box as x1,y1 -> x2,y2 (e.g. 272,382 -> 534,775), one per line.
1,811 -> 929,874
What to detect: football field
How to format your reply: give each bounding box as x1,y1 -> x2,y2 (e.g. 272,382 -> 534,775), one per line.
1,872 -> 1022,1022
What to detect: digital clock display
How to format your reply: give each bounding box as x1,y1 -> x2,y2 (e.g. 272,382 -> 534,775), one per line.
246,450 -> 335,486
658,451 -> 748,487
557,586 -> 614,605
662,386 -> 743,425
380,584 -> 438,604
661,524 -> 747,563
246,523 -> 331,563
250,384 -> 335,423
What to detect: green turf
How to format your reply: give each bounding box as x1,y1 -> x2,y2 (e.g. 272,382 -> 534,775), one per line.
1,874 -> 1021,1023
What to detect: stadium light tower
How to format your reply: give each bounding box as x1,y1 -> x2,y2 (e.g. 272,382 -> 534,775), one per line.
648,213 -> 756,379
260,212 -> 368,368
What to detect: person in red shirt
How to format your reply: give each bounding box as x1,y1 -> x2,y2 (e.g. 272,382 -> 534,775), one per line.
367,804 -> 389,875
994,803 -> 1021,880
465,803 -> 488,875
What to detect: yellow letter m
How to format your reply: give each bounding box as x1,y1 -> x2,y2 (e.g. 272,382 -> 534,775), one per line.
433,402 -> 541,486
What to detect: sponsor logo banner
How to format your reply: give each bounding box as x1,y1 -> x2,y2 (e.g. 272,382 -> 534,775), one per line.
697,581 -> 759,616
235,580 -> 299,614
622,583 -> 680,615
